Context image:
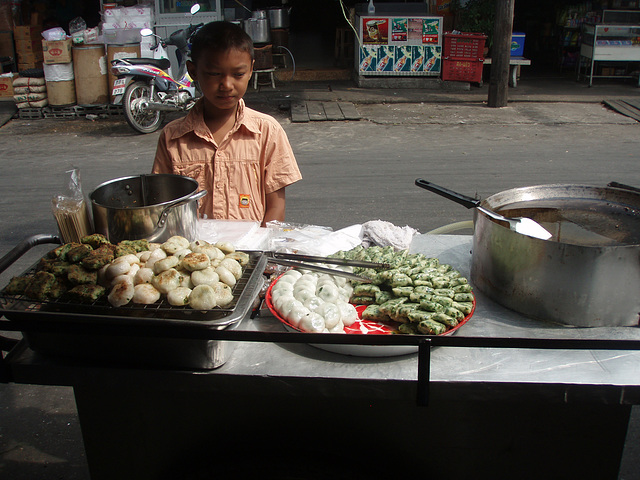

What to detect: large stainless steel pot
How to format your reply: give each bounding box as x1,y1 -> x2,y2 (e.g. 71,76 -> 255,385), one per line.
469,184 -> 640,327
267,7 -> 291,29
243,18 -> 270,43
90,174 -> 206,244
244,11 -> 270,43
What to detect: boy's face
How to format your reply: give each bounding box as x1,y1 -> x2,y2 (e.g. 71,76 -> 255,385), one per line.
187,48 -> 254,115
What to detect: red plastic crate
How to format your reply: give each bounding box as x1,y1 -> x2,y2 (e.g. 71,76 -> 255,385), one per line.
443,32 -> 487,59
442,57 -> 484,83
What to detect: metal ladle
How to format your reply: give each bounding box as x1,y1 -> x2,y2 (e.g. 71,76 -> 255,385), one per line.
415,179 -> 553,240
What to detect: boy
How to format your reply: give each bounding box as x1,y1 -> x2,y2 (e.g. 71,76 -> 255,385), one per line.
152,21 -> 302,226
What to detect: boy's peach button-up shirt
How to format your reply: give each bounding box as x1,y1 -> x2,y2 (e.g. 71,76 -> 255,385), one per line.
152,99 -> 302,221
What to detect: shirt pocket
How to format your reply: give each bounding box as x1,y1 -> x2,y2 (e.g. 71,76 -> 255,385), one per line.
173,164 -> 205,189
215,158 -> 263,219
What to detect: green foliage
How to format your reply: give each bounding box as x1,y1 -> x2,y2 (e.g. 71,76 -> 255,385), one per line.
450,0 -> 496,46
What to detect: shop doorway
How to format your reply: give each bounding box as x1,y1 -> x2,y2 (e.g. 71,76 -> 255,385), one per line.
287,0 -> 351,69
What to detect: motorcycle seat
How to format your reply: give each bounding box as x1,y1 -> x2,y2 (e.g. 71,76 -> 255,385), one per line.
120,57 -> 172,71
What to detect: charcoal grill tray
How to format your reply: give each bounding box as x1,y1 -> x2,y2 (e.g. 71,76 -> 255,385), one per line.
0,239 -> 267,333
0,236 -> 267,369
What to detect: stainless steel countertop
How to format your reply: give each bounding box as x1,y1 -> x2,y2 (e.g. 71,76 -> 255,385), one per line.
5,235 -> 640,404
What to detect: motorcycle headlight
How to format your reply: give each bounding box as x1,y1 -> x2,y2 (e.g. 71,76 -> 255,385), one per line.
112,66 -> 131,75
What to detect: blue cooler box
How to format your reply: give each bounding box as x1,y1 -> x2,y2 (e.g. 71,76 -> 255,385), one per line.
511,32 -> 525,56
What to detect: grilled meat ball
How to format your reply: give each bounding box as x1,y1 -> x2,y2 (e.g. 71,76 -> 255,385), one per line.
181,252 -> 210,272
132,283 -> 161,304
108,280 -> 135,307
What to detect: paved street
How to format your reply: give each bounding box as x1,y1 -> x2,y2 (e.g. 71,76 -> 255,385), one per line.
0,76 -> 639,478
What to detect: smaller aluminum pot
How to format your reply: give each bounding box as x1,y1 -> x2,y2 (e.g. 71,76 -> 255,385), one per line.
90,174 -> 206,244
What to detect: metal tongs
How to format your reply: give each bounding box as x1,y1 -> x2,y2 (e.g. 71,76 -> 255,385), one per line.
265,251 -> 390,284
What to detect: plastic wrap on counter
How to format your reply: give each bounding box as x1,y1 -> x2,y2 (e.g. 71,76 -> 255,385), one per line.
197,219 -> 263,250
265,221 -> 363,257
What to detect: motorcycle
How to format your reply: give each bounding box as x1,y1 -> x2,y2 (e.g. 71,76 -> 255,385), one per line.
110,3 -> 203,134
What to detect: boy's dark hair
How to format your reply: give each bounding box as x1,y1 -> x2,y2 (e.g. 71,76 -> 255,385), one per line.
190,21 -> 254,63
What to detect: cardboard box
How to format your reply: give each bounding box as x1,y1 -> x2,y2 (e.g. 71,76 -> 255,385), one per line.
13,25 -> 42,42
18,61 -> 42,70
15,38 -> 42,54
17,50 -> 43,64
511,32 -> 526,57
0,31 -> 14,58
0,72 -> 15,97
42,38 -> 72,64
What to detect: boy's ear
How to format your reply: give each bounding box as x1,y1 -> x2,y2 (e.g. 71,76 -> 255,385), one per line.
186,59 -> 196,80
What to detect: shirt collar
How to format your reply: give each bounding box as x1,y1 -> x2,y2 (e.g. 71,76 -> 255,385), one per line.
167,98 -> 261,141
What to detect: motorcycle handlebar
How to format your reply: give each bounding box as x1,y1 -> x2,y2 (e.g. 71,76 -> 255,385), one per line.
167,22 -> 204,46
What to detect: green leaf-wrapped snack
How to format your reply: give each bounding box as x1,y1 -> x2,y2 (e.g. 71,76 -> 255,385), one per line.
417,319 -> 447,335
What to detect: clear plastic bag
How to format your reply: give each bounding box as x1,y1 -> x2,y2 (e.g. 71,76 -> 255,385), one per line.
69,17 -> 87,44
69,17 -> 86,34
42,27 -> 67,41
51,168 -> 93,243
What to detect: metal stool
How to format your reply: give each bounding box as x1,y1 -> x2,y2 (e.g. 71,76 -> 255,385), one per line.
252,68 -> 276,89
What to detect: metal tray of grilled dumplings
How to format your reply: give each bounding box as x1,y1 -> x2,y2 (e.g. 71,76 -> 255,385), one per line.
0,236 -> 267,369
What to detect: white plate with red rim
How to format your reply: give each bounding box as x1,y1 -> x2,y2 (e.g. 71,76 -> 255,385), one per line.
265,276 -> 475,357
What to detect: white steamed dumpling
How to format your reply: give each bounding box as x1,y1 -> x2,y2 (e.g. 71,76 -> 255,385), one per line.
286,304 -> 311,328
273,293 -> 295,314
317,282 -> 340,304
299,311 -> 325,333
337,302 -> 359,327
317,302 -> 341,330
329,319 -> 345,333
303,296 -> 324,313
293,288 -> 315,304
280,298 -> 303,319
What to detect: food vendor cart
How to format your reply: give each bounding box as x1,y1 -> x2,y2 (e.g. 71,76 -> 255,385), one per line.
1,232 -> 639,480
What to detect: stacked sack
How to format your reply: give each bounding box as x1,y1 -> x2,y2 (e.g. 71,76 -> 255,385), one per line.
13,76 -> 48,109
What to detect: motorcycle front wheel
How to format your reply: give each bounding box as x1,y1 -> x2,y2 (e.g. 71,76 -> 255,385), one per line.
123,80 -> 165,134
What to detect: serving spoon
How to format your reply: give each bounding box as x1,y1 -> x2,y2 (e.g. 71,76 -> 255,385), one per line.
415,179 -> 553,240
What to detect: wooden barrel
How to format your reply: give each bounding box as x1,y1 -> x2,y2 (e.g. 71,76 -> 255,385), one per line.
72,44 -> 109,105
107,43 -> 140,103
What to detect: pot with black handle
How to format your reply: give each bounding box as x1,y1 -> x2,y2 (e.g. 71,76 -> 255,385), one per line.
416,179 -> 640,327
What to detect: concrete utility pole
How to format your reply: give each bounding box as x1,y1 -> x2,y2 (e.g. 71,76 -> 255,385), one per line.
488,0 -> 515,107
